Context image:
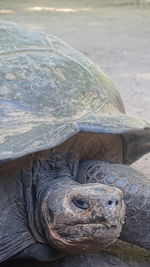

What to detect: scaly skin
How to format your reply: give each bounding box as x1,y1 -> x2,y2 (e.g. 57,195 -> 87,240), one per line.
77,160 -> 150,250
0,157 -> 125,262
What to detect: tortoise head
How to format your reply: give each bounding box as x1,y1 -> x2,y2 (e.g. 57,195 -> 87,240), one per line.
38,178 -> 125,253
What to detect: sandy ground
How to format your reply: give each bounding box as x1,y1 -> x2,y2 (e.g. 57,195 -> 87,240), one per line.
0,0 -> 150,175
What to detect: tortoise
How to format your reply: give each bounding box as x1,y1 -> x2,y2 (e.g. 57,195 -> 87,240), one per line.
0,21 -> 150,263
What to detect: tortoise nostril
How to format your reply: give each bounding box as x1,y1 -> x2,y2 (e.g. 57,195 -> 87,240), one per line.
116,200 -> 119,206
108,200 -> 113,206
72,198 -> 89,210
107,199 -> 119,208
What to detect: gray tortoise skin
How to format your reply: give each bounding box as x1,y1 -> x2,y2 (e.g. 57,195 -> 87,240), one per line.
0,21 -> 150,263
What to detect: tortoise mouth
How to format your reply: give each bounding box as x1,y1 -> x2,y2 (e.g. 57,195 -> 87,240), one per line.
52,221 -> 122,240
66,222 -> 118,229
49,221 -> 122,253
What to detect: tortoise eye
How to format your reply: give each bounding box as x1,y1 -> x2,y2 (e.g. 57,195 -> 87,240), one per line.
72,197 -> 89,210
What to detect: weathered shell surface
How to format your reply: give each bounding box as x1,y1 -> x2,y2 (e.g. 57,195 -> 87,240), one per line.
0,21 -> 150,163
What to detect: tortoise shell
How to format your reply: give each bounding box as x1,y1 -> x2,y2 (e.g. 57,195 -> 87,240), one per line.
0,21 -> 150,164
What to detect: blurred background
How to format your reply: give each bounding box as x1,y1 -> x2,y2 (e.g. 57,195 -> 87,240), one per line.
0,0 -> 150,176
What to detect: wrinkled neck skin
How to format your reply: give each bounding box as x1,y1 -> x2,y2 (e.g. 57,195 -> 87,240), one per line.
21,153 -> 78,244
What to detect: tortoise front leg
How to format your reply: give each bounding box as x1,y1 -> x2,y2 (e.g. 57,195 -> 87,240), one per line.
77,160 -> 150,250
13,243 -> 65,261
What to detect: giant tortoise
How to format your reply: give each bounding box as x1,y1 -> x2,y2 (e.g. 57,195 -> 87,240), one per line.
0,21 -> 150,263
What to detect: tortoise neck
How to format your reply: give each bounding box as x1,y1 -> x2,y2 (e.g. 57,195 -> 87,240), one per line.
21,156 -> 75,243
